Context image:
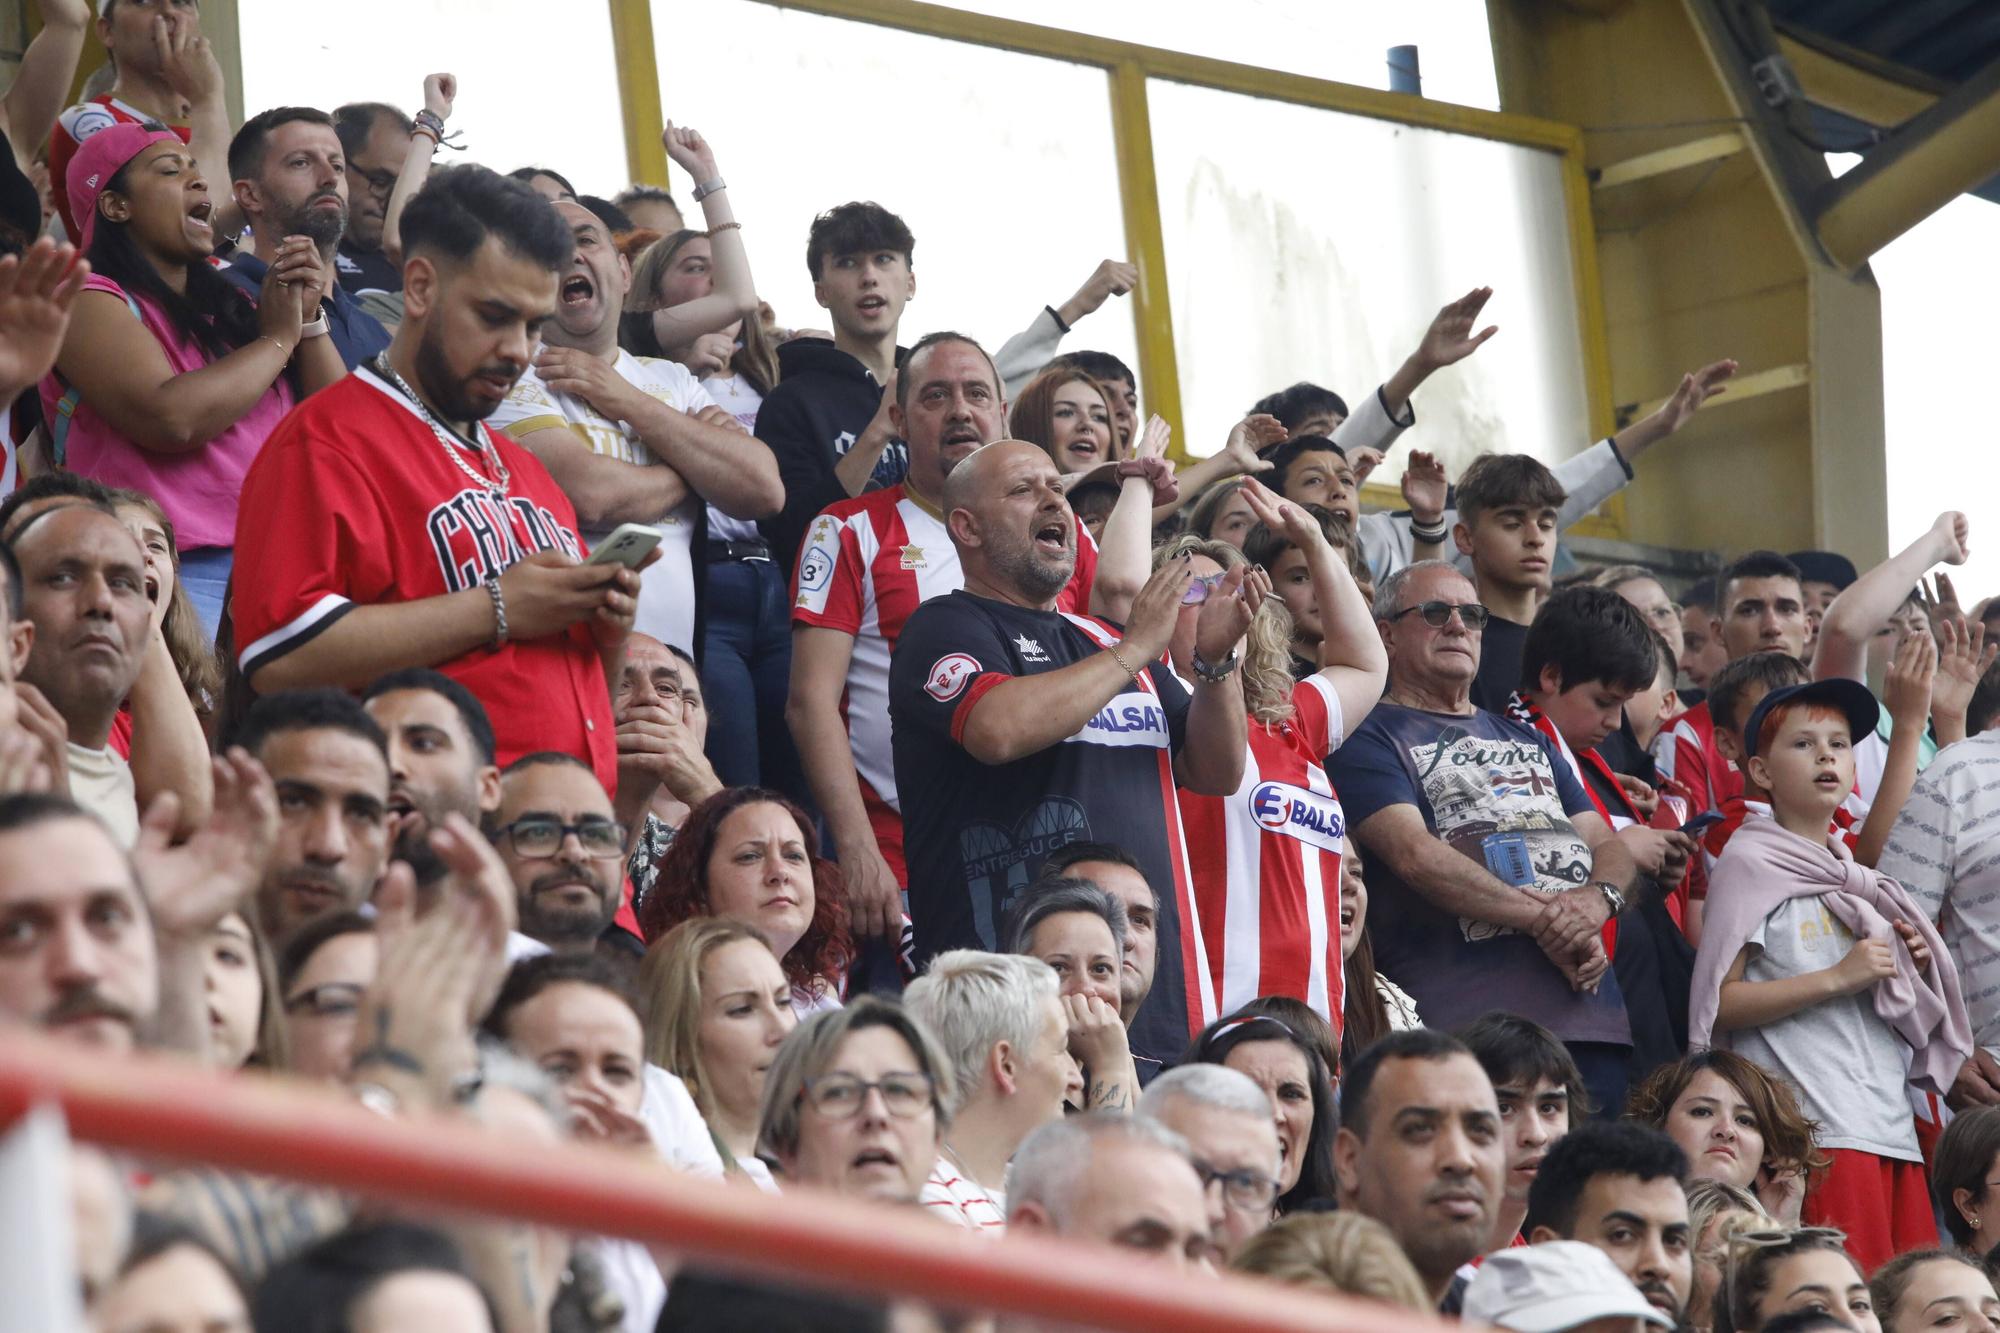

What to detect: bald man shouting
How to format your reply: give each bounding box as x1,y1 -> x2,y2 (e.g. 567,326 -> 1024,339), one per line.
889,440 -> 1254,1066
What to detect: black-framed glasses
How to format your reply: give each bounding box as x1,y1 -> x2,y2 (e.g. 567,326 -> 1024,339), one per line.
1721,1227 -> 1848,1328
1193,1160 -> 1281,1213
284,982 -> 364,1018
1387,600 -> 1491,630
496,816 -> 626,859
801,1072 -> 936,1120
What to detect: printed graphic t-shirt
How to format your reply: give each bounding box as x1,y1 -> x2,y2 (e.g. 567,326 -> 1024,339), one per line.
890,590 -> 1204,1063
1327,702 -> 1632,1045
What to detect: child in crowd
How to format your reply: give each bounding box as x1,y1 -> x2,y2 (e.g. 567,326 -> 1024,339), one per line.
1690,676 -> 1971,1269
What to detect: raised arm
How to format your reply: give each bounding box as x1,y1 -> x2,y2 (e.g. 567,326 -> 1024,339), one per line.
1815,510 -> 1967,683
126,604 -> 214,839
646,123 -> 760,348
0,0 -> 89,158
1239,477 -> 1386,729
382,74 -> 454,267
1171,565 -> 1258,797
155,20 -> 240,242
1158,412 -> 1283,526
992,259 -> 1139,398
0,237 -> 89,408
1856,629 -> 1936,867
1092,415 -> 1179,621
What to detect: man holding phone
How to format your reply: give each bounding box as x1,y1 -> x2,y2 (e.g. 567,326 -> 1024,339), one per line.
232,167 -> 644,795
490,179 -> 782,658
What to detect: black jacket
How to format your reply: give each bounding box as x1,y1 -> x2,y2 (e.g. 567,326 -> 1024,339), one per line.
754,338 -> 908,577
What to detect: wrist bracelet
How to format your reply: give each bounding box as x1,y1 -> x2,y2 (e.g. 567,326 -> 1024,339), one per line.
1106,643 -> 1140,682
485,575 -> 509,650
414,109 -> 447,138
260,335 -> 291,358
1410,517 -> 1448,544
300,312 -> 330,340
692,176 -> 727,202
410,127 -> 439,148
709,221 -> 742,234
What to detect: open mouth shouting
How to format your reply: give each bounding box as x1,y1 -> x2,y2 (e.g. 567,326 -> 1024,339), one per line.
560,273 -> 596,309
185,198 -> 215,240
1033,516 -> 1071,558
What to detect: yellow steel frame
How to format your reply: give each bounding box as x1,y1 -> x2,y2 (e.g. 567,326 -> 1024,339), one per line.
608,0 -> 1616,512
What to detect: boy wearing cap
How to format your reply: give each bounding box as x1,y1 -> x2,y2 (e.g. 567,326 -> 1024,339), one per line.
1688,675 -> 1972,1269
1463,1240 -> 1673,1333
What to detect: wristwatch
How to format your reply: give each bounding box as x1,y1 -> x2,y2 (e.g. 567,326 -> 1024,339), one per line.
692,176 -> 727,202
299,311 -> 330,340
1592,880 -> 1627,918
1190,647 -> 1239,683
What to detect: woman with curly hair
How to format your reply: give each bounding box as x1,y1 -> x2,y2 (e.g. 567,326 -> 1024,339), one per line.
635,786 -> 852,1015
1171,478 -> 1386,1029
1625,1050 -> 1827,1224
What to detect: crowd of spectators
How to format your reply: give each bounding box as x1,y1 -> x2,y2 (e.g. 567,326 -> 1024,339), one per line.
4,4 -> 2000,1331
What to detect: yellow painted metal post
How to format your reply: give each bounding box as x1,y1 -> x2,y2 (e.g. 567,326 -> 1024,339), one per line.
608,0 -> 668,188
1557,130 -> 1627,540
1106,61 -> 1185,462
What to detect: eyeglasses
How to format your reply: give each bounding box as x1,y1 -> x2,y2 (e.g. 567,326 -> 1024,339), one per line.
1182,572 -> 1228,607
1386,600 -> 1491,630
496,816 -> 626,859
800,1072 -> 936,1120
1193,1160 -> 1281,1213
352,166 -> 397,197
284,982 -> 365,1018
1721,1227 -> 1848,1328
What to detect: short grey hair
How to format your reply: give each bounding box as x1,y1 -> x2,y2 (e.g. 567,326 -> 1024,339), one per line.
1008,1112 -> 1194,1226
756,995 -> 953,1161
905,951 -> 1060,1116
1002,875 -> 1128,958
1374,558 -> 1463,621
1139,1062 -> 1273,1122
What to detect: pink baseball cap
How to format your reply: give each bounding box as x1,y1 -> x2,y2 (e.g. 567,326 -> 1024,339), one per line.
68,122 -> 186,252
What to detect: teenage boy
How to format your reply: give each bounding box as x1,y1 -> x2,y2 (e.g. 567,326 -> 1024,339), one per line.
1456,1012 -> 1588,1256
1508,587 -> 1695,1071
1266,436 -> 1451,589
756,201 -> 918,575
1689,677 -> 1970,1270
1454,454 -> 1564,713
1676,578 -> 1727,698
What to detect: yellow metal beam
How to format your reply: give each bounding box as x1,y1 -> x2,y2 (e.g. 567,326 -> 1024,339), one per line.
1624,362 -> 1808,422
607,0 -> 668,188
1817,58 -> 2000,272
1106,61 -> 1185,463
1775,31 -> 1936,128
1593,132 -> 1744,189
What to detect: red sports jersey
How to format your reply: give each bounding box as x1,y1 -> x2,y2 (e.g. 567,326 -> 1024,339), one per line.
1178,674 -> 1347,1031
49,98 -> 192,240
232,368 -> 618,792
790,484 -> 1097,882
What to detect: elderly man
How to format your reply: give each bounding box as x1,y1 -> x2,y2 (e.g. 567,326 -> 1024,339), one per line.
1006,1113 -> 1218,1274
1326,559 -> 1666,1114
491,752 -> 626,956
905,950 -> 1080,1233
790,332 -> 1146,941
1334,1029 -> 1507,1308
1138,1065 -> 1282,1258
490,197 -> 781,657
890,440 -> 1253,1066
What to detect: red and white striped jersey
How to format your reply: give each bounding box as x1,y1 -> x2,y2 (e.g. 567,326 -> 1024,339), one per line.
791,485 -> 1097,877
1178,674 -> 1347,1032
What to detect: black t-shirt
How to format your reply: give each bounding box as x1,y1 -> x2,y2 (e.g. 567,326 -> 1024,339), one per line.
335,237 -> 403,296
889,589 -> 1196,1063
1471,613 -> 1530,713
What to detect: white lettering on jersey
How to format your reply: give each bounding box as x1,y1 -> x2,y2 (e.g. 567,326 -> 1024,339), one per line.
1072,692 -> 1172,748
926,653 -> 981,702
1249,781 -> 1347,853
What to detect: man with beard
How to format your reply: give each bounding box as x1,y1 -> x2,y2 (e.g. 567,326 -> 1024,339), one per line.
790,332 -> 1110,942
230,165 -> 645,796
1334,1029 -> 1506,1309
888,439 -> 1252,1064
489,752 -> 625,956
231,690 -> 391,950
1524,1122 -> 1693,1327
222,106 -> 390,370
361,667 -> 501,893
491,195 -> 780,658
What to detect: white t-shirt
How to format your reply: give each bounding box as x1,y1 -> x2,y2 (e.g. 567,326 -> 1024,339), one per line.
66,742 -> 137,847
702,373 -> 765,546
492,350 -> 716,655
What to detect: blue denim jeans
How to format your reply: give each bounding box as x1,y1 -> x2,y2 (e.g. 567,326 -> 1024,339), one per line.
701,558 -> 811,811
178,546 -> 233,643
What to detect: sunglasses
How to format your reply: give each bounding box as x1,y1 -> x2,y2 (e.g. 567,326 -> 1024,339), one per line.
1182,572 -> 1228,606
1387,600 -> 1491,630
1722,1228 -> 1849,1329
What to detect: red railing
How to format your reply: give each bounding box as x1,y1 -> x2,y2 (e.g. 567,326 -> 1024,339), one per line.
0,1028 -> 1448,1333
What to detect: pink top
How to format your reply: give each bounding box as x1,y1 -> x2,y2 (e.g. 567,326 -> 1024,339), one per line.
40,274 -> 294,550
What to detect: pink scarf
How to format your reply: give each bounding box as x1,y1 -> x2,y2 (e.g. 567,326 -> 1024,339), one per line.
1688,814 -> 1971,1095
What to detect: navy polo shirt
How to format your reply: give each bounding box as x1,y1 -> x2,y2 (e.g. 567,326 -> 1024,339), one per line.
217,251 -> 392,371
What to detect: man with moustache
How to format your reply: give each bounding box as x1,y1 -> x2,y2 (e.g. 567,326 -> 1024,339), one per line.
230,166 -> 644,796
491,196 -> 780,658
888,439 -> 1254,1064
1525,1122 -> 1693,1327
490,752 -> 627,955
231,690 -> 391,950
361,667 -> 501,891
221,106 -> 390,369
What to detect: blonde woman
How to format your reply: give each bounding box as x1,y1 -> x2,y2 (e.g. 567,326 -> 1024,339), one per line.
1173,477 -> 1387,1027
639,918 -> 796,1188
1231,1212 -> 1430,1311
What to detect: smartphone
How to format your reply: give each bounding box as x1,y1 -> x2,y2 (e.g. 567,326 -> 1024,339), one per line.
585,523 -> 663,568
1679,810 -> 1726,837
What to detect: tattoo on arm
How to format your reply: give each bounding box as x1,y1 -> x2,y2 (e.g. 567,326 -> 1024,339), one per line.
1086,1078 -> 1128,1111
